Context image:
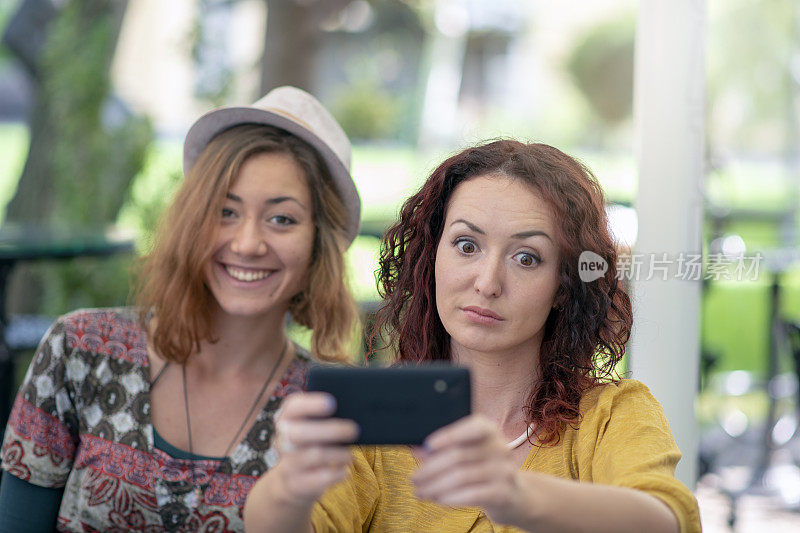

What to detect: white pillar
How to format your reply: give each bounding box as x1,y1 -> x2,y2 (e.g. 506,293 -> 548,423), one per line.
418,3 -> 468,148
629,0 -> 706,488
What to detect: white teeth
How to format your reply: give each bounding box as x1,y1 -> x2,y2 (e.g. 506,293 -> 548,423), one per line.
224,266 -> 271,282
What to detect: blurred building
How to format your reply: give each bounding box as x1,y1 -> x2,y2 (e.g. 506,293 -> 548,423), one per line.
107,0 -> 635,146
112,0 -> 266,137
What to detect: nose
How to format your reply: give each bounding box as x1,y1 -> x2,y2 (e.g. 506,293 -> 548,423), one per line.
473,255 -> 503,298
231,218 -> 268,256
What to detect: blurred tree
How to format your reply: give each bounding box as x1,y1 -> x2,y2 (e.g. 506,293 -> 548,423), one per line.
707,0 -> 799,154
705,0 -> 800,247
566,15 -> 635,133
322,1 -> 424,143
257,0 -> 424,143
3,0 -> 152,314
330,78 -> 400,140
260,0 -> 352,93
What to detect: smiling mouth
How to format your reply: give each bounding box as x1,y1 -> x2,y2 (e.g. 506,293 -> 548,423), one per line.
224,265 -> 273,282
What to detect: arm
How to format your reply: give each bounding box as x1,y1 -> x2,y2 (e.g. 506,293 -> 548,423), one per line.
413,381 -> 699,532
413,415 -> 679,533
510,469 -> 677,533
0,470 -> 64,532
243,392 -> 359,533
244,467 -> 316,533
1,316 -> 78,488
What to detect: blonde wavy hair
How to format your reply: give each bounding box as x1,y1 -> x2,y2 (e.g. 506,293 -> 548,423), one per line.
136,124 -> 359,363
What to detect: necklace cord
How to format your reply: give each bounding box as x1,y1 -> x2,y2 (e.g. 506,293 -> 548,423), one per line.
506,424 -> 534,450
150,362 -> 170,387
181,338 -> 290,502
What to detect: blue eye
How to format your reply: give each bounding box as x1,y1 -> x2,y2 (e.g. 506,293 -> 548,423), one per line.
455,239 -> 477,254
514,252 -> 540,267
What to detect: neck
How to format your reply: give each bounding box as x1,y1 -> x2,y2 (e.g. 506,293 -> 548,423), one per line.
451,341 -> 541,436
191,305 -> 289,377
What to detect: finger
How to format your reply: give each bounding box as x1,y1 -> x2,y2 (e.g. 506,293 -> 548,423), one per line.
279,392 -> 337,421
290,446 -> 355,471
414,461 -> 502,500
426,483 -> 503,511
423,415 -> 496,451
409,445 -> 428,462
278,418 -> 359,447
283,463 -> 352,500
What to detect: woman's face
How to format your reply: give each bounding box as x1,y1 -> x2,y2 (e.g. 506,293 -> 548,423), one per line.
435,174 -> 561,357
204,151 -> 315,321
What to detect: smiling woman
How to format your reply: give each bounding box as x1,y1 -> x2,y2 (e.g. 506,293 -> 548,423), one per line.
205,151 -> 315,319
0,87 -> 361,531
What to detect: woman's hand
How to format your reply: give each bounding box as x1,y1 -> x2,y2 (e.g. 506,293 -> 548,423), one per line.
244,392 -> 358,532
411,416 -> 680,533
271,392 -> 360,507
411,415 -> 530,527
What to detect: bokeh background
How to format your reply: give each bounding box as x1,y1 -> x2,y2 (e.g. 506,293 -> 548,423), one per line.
1,1 -> 800,530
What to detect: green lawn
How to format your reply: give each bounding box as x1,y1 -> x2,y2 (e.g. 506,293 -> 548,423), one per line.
0,123 -> 29,222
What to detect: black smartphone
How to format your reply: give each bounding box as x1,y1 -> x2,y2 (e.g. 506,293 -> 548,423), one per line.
306,365 -> 471,445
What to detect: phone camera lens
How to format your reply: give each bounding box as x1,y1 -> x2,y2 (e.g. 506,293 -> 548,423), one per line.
434,379 -> 448,393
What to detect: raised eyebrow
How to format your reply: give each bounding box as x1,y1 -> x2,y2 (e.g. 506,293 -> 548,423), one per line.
451,219 -> 552,242
451,219 -> 485,235
511,229 -> 553,242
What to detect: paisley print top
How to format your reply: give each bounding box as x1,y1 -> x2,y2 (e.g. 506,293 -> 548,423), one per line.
1,308 -> 311,532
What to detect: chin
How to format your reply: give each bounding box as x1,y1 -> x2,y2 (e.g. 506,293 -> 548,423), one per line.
215,300 -> 274,319
448,330 -> 504,353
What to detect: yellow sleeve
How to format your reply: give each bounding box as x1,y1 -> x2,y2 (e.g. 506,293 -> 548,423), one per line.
577,380 -> 701,533
310,447 -> 379,532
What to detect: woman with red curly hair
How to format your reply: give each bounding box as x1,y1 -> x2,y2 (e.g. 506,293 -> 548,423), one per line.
245,140 -> 701,533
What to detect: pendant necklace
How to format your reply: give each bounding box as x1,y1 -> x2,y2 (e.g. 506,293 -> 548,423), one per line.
182,338 -> 289,507
506,424 -> 535,449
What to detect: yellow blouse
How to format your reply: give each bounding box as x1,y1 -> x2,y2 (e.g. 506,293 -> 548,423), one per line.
311,379 -> 701,532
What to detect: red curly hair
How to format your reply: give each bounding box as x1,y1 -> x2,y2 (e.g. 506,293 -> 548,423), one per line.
373,140 -> 632,445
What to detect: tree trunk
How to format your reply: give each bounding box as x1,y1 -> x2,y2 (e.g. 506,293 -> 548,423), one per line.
260,0 -> 350,94
5,92 -> 55,224
6,0 -> 130,225
5,0 -> 151,315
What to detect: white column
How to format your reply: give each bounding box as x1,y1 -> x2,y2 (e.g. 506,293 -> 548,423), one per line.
629,0 -> 706,488
417,3 -> 469,148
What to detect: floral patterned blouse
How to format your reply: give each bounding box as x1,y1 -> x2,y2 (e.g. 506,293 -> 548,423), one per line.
1,307 -> 311,532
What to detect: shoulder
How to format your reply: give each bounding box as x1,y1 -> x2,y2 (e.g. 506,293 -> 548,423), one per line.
580,379 -> 661,413
294,344 -> 313,363
58,306 -> 143,337
23,308 -> 149,403
284,349 -> 355,395
56,307 -> 148,365
275,344 -> 317,397
576,379 -> 672,439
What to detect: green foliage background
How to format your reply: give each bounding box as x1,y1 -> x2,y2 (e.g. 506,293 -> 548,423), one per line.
3,0 -> 153,316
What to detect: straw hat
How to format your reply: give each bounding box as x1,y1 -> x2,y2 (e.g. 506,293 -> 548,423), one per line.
183,86 -> 361,245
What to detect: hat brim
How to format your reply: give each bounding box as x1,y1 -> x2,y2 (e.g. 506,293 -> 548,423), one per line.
183,107 -> 361,245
